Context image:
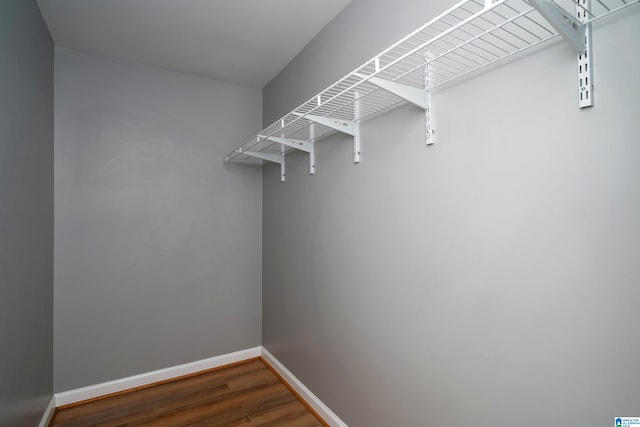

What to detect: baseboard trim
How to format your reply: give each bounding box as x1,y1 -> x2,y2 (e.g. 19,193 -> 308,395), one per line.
52,345 -> 347,427
54,346 -> 261,407
260,347 -> 347,427
38,395 -> 56,427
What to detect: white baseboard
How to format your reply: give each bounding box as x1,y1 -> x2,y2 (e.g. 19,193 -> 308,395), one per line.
54,346 -> 261,407
260,347 -> 348,427
52,345 -> 346,427
38,396 -> 56,427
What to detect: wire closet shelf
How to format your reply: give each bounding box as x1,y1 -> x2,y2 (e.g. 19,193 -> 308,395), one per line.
225,0 -> 638,165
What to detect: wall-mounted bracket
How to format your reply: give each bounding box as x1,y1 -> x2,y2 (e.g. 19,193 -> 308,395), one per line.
242,150 -> 280,164
294,112 -> 357,165
356,67 -> 435,145
308,124 -> 316,175
279,145 -> 286,182
425,53 -> 435,145
353,91 -> 361,163
259,135 -> 315,175
530,0 -> 595,108
576,0 -> 594,108
293,113 -> 356,136
240,149 -> 286,182
356,73 -> 428,110
529,0 -> 586,52
259,135 -> 311,152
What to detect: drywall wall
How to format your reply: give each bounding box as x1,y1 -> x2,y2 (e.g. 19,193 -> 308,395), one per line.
54,48 -> 263,392
0,1 -> 54,426
261,1 -> 640,425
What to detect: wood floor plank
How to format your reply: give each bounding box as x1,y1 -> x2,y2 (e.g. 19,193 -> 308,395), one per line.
137,383 -> 289,426
50,359 -> 327,427
55,361 -> 266,422
247,400 -> 310,425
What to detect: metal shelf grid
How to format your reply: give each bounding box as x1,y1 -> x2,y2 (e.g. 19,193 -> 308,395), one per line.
226,0 -> 639,164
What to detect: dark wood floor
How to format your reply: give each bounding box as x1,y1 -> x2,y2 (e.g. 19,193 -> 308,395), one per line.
50,358 -> 326,427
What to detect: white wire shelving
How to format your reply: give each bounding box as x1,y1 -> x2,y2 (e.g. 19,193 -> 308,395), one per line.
225,0 -> 639,181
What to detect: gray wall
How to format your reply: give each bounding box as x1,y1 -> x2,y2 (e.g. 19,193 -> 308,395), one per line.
0,1 -> 54,426
54,48 -> 262,392
262,1 -> 640,425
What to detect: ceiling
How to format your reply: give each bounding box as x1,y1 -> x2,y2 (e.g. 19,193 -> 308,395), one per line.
36,0 -> 351,88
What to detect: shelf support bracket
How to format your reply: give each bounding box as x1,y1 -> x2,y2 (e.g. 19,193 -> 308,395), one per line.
259,135 -> 311,152
240,149 -> 286,182
280,145 -> 286,182
357,74 -> 428,110
309,124 -> 316,175
576,0 -> 594,108
259,135 -> 315,176
354,91 -> 361,163
293,112 -> 357,165
425,53 -> 435,145
294,113 -> 356,136
530,0 -> 594,108
529,0 -> 586,52
356,69 -> 434,145
241,150 -> 280,164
